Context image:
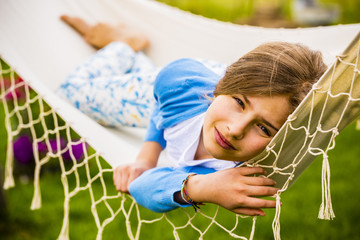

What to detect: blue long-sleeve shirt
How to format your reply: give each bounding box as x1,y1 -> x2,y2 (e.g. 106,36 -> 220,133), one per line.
129,58 -> 223,212
129,166 -> 216,212
143,58 -> 219,148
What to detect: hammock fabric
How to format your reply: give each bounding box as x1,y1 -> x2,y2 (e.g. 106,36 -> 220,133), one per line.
0,0 -> 359,168
1,0 -> 360,239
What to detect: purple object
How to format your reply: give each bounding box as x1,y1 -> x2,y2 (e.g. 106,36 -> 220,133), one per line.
49,138 -> 66,152
62,141 -> 86,161
13,135 -> 86,164
4,77 -> 26,101
37,141 -> 47,152
13,135 -> 34,164
37,137 -> 66,153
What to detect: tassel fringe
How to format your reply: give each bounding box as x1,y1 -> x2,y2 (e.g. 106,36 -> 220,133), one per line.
272,193 -> 282,240
318,155 -> 335,220
3,132 -> 15,189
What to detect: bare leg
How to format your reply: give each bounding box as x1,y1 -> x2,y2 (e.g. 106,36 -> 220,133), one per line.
60,15 -> 149,51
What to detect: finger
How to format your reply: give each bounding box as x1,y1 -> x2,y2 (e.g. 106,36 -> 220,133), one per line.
120,167 -> 132,193
127,168 -> 142,189
241,196 -> 277,209
236,167 -> 266,176
244,185 -> 279,197
231,207 -> 266,216
60,15 -> 91,36
242,176 -> 276,186
113,168 -> 123,191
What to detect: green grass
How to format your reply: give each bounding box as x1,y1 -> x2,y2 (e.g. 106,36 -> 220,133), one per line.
278,122 -> 360,239
1,74 -> 360,239
1,122 -> 360,239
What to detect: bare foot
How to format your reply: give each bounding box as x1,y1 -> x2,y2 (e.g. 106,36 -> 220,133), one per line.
60,15 -> 149,51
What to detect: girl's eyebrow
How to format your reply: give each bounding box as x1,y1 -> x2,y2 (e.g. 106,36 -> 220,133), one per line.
262,118 -> 280,132
242,95 -> 280,132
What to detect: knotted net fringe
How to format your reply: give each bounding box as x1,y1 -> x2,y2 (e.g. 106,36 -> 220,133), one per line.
318,155 -> 335,220
0,57 -> 257,240
1,33 -> 360,239
272,194 -> 282,240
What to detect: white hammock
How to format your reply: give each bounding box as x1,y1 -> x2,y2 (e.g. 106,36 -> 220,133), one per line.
1,0 -> 359,167
1,0 -> 360,239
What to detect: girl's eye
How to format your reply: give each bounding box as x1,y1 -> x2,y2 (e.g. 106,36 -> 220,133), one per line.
257,124 -> 271,137
233,97 -> 245,109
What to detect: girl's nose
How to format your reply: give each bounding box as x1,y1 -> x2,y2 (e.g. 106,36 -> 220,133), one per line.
227,118 -> 249,140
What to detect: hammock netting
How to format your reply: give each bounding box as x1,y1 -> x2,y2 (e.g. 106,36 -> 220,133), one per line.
1,0 -> 360,239
0,57 -> 262,239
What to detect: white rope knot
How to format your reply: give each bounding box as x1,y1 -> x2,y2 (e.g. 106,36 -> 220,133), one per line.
311,82 -> 322,90
266,143 -> 275,151
272,167 -> 280,174
332,128 -> 339,137
336,54 -> 347,60
287,114 -> 297,122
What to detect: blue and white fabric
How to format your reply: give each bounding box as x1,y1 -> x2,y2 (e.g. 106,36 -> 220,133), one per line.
57,42 -> 226,131
57,42 -> 158,128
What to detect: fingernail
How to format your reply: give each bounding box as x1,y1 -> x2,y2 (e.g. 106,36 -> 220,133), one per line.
257,211 -> 265,216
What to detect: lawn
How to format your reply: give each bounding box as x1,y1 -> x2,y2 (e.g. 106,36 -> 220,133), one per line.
1,56 -> 360,239
1,119 -> 360,239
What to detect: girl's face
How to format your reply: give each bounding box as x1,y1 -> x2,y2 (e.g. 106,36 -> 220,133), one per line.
202,94 -> 291,162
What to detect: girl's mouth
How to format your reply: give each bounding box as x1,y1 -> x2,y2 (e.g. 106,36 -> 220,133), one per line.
214,128 -> 236,150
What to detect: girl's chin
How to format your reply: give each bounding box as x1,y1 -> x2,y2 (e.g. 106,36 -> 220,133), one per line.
204,141 -> 238,161
207,150 -> 235,161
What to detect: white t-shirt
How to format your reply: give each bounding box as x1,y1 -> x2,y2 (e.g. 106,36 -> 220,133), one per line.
164,113 -> 237,171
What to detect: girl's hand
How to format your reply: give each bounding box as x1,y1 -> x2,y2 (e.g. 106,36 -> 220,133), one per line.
187,167 -> 279,216
113,162 -> 153,193
113,141 -> 163,193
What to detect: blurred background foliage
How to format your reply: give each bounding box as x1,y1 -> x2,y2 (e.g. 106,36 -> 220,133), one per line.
157,0 -> 360,27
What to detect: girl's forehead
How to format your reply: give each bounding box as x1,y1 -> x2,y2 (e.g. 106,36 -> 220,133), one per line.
232,93 -> 290,100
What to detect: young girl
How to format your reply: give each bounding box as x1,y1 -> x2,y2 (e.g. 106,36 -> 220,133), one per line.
59,16 -> 327,216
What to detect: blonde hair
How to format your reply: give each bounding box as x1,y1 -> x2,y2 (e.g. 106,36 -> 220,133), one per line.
214,42 -> 327,111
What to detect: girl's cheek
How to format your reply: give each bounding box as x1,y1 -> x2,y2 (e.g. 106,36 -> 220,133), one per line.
248,136 -> 270,154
